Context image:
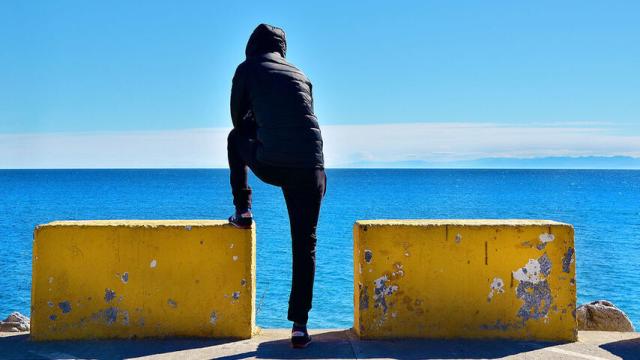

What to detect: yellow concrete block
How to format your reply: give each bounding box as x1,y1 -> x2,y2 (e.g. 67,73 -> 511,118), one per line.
354,220 -> 576,341
31,220 -> 255,340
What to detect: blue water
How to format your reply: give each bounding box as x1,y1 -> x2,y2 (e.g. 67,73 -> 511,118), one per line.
1,169 -> 639,329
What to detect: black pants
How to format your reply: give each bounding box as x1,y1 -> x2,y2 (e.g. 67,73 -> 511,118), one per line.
227,128 -> 326,324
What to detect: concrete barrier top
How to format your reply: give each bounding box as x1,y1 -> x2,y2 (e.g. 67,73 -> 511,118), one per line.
355,219 -> 570,226
40,220 -> 235,227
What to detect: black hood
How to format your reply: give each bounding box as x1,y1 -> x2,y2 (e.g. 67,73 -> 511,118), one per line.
245,24 -> 287,58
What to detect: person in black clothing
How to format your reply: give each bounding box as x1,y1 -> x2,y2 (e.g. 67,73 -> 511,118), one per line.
227,23 -> 326,348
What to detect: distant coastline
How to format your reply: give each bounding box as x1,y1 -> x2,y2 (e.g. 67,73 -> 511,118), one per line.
340,156 -> 640,170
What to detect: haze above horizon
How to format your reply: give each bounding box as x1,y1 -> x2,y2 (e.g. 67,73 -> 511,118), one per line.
1,1 -> 639,168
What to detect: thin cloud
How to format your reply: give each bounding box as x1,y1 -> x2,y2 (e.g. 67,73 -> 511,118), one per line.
1,123 -> 639,168
322,122 -> 640,166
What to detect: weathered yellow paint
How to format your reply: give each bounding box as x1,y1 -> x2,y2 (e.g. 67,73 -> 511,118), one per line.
31,220 -> 255,340
354,220 -> 576,341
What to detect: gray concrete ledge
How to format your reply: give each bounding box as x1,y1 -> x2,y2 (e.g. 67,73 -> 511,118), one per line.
2,329 -> 639,359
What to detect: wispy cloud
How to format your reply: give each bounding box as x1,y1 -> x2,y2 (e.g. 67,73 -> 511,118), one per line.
322,122 -> 640,166
0,128 -> 230,168
1,122 -> 639,168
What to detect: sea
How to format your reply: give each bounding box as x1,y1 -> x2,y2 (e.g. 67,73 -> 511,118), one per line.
1,169 -> 639,329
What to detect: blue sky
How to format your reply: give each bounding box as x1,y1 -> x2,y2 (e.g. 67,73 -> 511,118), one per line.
1,1 -> 639,167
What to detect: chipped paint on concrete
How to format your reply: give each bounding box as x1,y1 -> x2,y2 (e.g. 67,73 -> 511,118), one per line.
513,258 -> 544,284
30,220 -> 254,340
232,291 -> 240,300
480,319 -> 522,331
373,275 -> 399,315
401,242 -> 412,257
538,253 -> 552,276
86,307 -> 120,326
487,277 -> 505,302
184,226 -> 192,231
102,307 -> 118,325
359,283 -> 369,310
364,250 -> 373,263
539,233 -> 555,242
121,310 -> 130,326
49,314 -> 57,321
562,247 -> 574,273
58,301 -> 72,314
455,233 -> 462,244
516,280 -> 552,321
391,263 -> 404,278
482,320 -> 508,331
537,233 -> 555,250
520,240 -> 534,248
354,220 -> 576,341
104,289 -> 116,303
513,254 -> 553,322
232,256 -> 239,261
210,311 -> 218,326
167,299 -> 177,308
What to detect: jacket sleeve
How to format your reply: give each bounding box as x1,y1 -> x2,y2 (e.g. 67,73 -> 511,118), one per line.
230,64 -> 249,129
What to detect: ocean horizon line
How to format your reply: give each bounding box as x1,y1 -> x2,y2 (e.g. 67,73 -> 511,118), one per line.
1,167 -> 640,171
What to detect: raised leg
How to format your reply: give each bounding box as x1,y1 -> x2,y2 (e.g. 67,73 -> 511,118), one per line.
227,128 -> 253,211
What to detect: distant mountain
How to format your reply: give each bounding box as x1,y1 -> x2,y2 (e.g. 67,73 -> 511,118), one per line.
345,156 -> 640,169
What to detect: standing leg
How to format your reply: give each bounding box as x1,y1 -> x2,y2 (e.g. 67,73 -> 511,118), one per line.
283,169 -> 326,325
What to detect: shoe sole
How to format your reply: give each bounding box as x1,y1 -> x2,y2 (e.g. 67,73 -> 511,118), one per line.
291,336 -> 311,349
291,341 -> 311,349
229,221 -> 252,229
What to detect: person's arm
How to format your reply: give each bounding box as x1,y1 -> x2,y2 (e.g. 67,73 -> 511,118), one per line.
230,64 -> 249,129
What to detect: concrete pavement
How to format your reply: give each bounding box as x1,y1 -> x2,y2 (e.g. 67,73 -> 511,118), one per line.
2,329 -> 639,359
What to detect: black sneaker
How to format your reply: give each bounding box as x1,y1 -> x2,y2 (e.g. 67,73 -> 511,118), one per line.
228,209 -> 253,229
291,325 -> 311,348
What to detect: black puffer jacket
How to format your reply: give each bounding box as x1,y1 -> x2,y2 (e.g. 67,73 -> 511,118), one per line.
231,24 -> 324,168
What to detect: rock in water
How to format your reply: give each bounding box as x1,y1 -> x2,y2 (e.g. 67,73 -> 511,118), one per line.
577,300 -> 635,332
0,312 -> 30,332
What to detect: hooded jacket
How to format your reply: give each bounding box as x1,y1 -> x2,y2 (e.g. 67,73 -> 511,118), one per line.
231,24 -> 324,168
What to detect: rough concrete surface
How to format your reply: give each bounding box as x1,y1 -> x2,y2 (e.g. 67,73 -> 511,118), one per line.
353,220 -> 577,342
1,329 -> 639,359
31,221 -> 256,340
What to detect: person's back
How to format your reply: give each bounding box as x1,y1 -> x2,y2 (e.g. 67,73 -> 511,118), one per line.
226,23 -> 326,349
231,24 -> 324,168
